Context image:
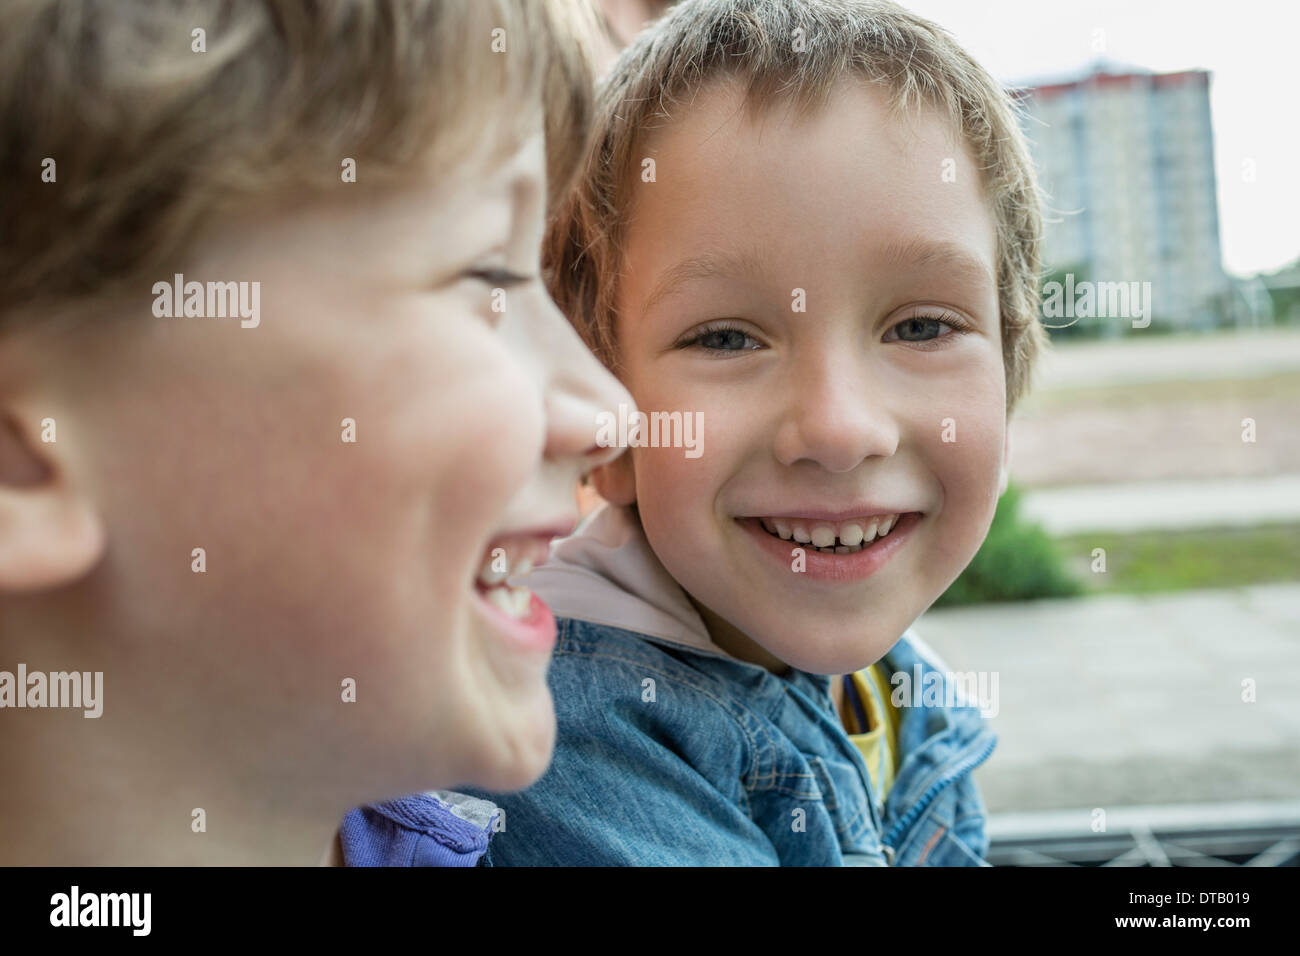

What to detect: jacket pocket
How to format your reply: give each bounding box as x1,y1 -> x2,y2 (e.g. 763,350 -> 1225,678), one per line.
917,824 -> 990,866
891,777 -> 991,866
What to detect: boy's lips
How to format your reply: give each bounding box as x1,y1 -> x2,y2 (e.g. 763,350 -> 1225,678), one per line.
745,506 -> 920,522
471,516 -> 576,653
736,511 -> 923,583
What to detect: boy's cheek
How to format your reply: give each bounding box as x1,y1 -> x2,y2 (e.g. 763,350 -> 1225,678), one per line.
633,444 -> 733,599
75,317 -> 539,625
913,412 -> 1006,577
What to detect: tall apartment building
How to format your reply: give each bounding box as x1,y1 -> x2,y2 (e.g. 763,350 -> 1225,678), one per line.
1016,65 -> 1228,332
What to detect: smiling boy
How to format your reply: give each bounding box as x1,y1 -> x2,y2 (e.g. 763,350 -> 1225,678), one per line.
456,0 -> 1050,866
0,0 -> 631,865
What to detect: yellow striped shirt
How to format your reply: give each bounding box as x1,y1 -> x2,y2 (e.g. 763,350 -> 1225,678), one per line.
839,664 -> 901,804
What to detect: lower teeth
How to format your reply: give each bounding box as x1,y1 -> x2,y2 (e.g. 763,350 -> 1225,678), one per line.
484,584 -> 532,619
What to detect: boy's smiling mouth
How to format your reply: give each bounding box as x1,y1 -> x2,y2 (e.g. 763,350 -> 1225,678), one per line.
734,511 -> 925,583
754,513 -> 910,553
470,521 -> 574,652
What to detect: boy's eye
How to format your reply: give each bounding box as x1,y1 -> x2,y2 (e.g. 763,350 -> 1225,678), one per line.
885,311 -> 972,345
464,267 -> 534,289
677,323 -> 763,353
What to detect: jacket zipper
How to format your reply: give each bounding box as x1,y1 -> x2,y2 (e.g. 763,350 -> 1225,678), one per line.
881,733 -> 996,858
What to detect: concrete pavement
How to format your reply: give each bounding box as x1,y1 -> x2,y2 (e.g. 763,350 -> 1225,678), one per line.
914,582 -> 1300,813
1033,327 -> 1300,390
1019,472 -> 1300,535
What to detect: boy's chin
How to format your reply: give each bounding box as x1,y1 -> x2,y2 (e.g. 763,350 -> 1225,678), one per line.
466,704 -> 557,793
757,628 -> 903,676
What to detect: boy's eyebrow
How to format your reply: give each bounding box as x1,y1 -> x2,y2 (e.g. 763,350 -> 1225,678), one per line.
639,247 -> 767,319
877,237 -> 996,289
639,238 -> 995,319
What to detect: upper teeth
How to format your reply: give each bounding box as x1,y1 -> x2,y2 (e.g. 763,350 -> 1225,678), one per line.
760,514 -> 903,551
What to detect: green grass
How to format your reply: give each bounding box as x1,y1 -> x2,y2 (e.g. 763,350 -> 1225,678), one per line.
1055,522 -> 1300,595
936,480 -> 1300,605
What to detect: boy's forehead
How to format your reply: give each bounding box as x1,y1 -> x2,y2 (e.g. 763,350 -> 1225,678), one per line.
642,73 -> 967,168
431,117 -> 545,199
620,76 -> 997,296
628,74 -> 990,228
355,121 -> 546,227
179,126 -> 546,286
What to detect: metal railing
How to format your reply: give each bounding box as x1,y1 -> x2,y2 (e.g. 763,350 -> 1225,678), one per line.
986,799 -> 1300,866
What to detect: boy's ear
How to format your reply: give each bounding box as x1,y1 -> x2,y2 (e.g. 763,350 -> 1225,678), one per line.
997,428 -> 1012,498
0,412 -> 106,592
589,449 -> 637,507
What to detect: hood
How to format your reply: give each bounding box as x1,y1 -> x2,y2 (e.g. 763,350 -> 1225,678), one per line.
525,503 -> 729,659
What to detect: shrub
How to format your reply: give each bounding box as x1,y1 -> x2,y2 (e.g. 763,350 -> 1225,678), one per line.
934,481 -> 1082,606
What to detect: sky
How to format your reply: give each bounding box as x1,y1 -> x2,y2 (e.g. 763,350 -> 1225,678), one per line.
901,0 -> 1299,278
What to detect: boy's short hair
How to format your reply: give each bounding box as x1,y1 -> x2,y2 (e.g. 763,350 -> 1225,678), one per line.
547,0 -> 1049,415
0,0 -> 601,319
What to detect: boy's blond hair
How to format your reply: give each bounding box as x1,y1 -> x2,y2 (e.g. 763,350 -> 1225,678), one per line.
547,0 -> 1049,415
0,0 -> 602,319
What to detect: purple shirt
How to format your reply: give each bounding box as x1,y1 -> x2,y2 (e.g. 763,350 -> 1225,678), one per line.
340,790 -> 500,867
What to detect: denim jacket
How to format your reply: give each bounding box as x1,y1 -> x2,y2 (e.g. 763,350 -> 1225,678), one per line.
459,505 -> 997,867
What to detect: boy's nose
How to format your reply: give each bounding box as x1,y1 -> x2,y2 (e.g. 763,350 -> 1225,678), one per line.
539,309 -> 635,468
544,388 -> 629,470
772,353 -> 899,472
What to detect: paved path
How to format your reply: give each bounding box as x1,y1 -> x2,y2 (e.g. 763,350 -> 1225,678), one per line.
1009,329 -> 1300,487
1019,473 -> 1300,534
1034,327 -> 1300,390
913,583 -> 1300,813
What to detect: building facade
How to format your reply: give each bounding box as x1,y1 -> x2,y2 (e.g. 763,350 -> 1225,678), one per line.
1017,66 -> 1228,332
